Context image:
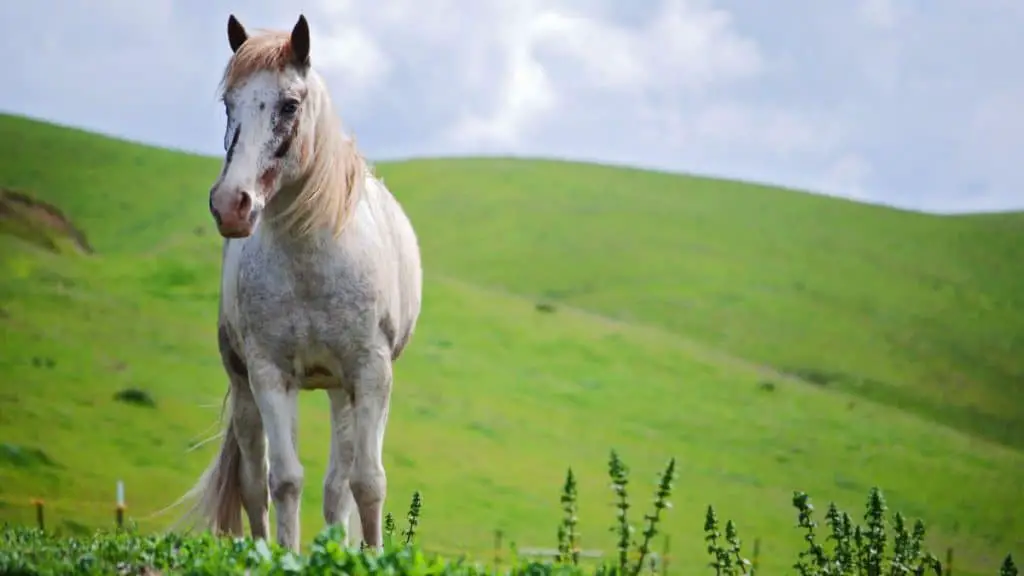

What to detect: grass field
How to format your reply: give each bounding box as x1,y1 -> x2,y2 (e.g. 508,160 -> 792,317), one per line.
0,111 -> 1022,575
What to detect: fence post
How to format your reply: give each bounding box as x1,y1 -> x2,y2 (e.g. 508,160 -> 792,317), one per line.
946,547 -> 953,576
752,537 -> 761,575
32,499 -> 44,531
115,480 -> 125,529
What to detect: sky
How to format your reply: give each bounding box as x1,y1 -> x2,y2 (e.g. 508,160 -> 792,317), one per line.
0,0 -> 1021,214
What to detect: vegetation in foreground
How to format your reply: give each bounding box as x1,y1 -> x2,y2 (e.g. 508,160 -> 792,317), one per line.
1,113 -> 1023,574
1,452 -> 1018,576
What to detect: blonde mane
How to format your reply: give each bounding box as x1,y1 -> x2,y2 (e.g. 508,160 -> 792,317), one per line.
219,29 -> 365,239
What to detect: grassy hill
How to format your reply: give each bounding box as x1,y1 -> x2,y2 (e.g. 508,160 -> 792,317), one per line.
0,112 -> 1021,575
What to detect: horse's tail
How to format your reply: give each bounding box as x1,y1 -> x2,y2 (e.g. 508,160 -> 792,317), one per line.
150,382 -> 246,536
182,381 -> 246,535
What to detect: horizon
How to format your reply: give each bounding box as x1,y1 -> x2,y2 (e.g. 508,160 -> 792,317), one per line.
4,109 -> 1016,219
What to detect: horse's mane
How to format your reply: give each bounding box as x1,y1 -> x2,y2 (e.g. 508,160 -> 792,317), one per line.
218,29 -> 365,239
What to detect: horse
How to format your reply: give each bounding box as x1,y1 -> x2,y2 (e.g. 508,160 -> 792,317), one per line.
174,13 -> 423,552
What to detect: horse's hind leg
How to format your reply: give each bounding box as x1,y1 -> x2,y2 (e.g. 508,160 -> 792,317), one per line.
248,358 -> 304,551
323,388 -> 359,546
350,348 -> 393,550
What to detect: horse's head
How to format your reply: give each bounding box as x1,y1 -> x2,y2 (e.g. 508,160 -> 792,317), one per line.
208,14 -> 319,239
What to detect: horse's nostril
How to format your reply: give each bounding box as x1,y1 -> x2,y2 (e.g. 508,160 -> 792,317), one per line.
238,192 -> 252,213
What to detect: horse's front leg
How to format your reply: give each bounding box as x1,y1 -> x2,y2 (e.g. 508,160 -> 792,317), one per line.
350,347 -> 393,550
226,371 -> 270,540
324,388 -> 360,547
248,356 -> 303,551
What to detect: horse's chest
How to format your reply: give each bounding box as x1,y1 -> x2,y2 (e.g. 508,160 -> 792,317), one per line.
232,248 -> 374,357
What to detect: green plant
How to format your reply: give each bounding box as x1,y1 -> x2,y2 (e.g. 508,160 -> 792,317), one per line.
384,512 -> 397,548
0,451 -> 1017,576
608,450 -> 633,574
704,505 -> 751,576
632,456 -> 675,576
787,487 -> 942,576
557,467 -> 580,566
1001,554 -> 1019,576
403,489 -> 423,547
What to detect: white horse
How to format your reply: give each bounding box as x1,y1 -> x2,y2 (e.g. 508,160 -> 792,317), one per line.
176,13 -> 422,552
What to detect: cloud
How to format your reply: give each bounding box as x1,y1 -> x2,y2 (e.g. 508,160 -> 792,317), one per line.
0,0 -> 1021,213
443,0 -> 765,149
310,22 -> 391,95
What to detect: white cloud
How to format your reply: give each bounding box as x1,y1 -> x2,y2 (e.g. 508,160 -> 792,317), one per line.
529,0 -> 762,95
315,31 -> 390,91
0,0 -> 1021,213
445,42 -> 558,147
443,2 -> 562,147
444,0 -> 767,149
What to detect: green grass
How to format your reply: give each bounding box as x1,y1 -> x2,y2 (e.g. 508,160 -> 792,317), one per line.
2,468 -> 1018,575
0,111 -> 1022,575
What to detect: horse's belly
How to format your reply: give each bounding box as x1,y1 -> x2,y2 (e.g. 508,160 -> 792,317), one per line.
290,344 -> 347,391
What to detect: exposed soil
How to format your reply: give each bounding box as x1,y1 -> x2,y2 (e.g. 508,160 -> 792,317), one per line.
0,187 -> 93,254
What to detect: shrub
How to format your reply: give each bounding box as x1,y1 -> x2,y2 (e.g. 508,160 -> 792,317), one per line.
113,387 -> 156,408
0,450 -> 1016,575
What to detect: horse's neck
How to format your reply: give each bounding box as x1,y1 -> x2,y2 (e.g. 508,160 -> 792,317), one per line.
260,182 -> 320,249
262,176 -> 365,254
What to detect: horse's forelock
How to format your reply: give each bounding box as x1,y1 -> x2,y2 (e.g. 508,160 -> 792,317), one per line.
219,30 -> 295,95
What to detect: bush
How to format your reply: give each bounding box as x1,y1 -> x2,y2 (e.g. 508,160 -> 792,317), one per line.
113,387 -> 156,408
0,450 -> 1016,576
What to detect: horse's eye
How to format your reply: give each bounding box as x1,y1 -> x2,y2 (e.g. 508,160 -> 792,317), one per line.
280,99 -> 300,116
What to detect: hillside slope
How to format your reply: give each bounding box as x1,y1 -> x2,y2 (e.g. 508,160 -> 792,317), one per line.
380,158 -> 1024,450
1,112 -> 1022,575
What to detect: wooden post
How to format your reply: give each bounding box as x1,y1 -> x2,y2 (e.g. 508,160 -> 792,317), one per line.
115,480 -> 125,528
752,537 -> 761,575
946,547 -> 953,576
32,499 -> 44,531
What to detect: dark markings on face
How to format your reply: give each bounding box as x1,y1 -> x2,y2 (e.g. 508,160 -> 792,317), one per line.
273,131 -> 294,158
225,124 -> 241,169
221,86 -> 305,186
272,103 -> 300,159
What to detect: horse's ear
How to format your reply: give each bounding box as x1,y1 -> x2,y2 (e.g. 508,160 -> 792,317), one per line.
290,14 -> 311,67
227,14 -> 248,53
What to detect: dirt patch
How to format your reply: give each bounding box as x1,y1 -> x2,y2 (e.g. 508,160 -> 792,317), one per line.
0,188 -> 93,254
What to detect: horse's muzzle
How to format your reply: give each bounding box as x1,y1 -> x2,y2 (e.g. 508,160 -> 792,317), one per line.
210,189 -> 258,238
